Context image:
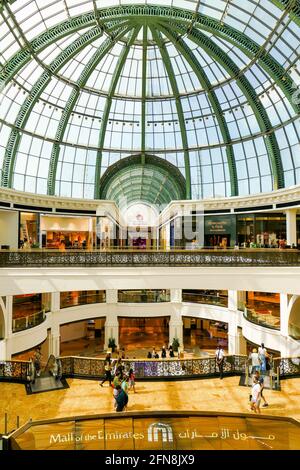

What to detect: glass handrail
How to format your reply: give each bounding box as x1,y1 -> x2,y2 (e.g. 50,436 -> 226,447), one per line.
12,310 -> 46,333
243,308 -> 280,330
60,293 -> 106,309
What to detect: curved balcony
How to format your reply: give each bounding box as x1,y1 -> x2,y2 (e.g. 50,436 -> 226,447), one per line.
288,323 -> 300,341
243,307 -> 280,330
12,310 -> 46,333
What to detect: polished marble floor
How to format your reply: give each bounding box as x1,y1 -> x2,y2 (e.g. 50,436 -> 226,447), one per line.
1,376 -> 299,436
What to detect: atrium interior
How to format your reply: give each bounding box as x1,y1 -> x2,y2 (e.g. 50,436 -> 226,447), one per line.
0,0 -> 300,452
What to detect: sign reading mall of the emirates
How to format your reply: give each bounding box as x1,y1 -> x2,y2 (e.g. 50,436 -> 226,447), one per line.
46,422 -> 277,449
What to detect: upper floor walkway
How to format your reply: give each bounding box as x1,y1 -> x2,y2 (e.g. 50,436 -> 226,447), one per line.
1,248 -> 300,268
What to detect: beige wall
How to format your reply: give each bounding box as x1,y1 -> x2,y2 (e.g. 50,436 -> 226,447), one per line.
40,216 -> 93,232
60,321 -> 87,343
0,210 -> 18,249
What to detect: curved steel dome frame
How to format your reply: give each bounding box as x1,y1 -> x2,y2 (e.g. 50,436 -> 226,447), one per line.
0,1 -> 299,202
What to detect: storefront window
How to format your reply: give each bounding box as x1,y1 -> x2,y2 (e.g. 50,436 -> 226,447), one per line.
40,215 -> 95,249
254,214 -> 286,248
19,212 -> 39,248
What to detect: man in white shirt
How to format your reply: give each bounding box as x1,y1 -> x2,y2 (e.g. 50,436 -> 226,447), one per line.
215,345 -> 225,379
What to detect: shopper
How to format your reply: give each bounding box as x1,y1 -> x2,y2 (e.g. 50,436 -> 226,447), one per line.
100,355 -> 112,387
249,348 -> 260,374
250,376 -> 261,414
128,368 -> 136,393
215,345 -> 225,379
33,347 -> 42,377
161,346 -> 167,358
254,370 -> 269,407
258,343 -> 267,373
115,385 -> 127,412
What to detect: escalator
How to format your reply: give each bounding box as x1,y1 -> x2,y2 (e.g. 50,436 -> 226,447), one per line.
27,355 -> 66,394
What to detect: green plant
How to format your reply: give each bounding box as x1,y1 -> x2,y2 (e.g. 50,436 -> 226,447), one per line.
172,337 -> 180,352
31,243 -> 40,248
108,337 -> 116,351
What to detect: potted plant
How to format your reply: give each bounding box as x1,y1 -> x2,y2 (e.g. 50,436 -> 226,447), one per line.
172,337 -> 180,353
108,337 -> 116,353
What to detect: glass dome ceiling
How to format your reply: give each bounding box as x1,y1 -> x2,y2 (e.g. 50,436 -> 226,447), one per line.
0,0 -> 299,203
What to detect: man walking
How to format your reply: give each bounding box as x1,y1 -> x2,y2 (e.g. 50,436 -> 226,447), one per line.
215,345 -> 225,379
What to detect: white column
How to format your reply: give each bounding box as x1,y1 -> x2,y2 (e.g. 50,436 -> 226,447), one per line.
279,294 -> 293,357
0,340 -> 7,361
286,209 -> 297,246
106,289 -> 118,304
169,305 -> 183,349
170,289 -> 182,303
4,296 -> 13,359
104,314 -> 119,349
50,321 -> 60,357
165,222 -> 171,250
51,291 -> 60,312
280,294 -> 289,337
50,292 -> 61,357
228,290 -> 239,355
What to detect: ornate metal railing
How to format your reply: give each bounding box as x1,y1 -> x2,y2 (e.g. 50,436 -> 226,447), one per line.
0,355 -> 299,383
243,308 -> 280,330
60,355 -> 248,379
0,360 -> 30,382
12,310 -> 46,333
0,249 -> 300,267
274,356 -> 300,377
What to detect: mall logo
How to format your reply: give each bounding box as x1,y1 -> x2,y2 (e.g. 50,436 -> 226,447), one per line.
148,423 -> 173,443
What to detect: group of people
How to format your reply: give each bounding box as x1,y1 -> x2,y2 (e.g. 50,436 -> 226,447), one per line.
99,354 -> 136,412
147,345 -> 175,359
249,343 -> 271,374
249,343 -> 270,414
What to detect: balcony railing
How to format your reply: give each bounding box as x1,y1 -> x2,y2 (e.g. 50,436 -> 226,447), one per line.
273,356 -> 300,377
118,291 -> 170,303
60,292 -> 106,309
0,360 -> 30,382
0,249 -> 300,267
60,355 -> 247,379
1,355 -> 299,383
182,292 -> 228,307
243,307 -> 280,330
12,310 -> 46,333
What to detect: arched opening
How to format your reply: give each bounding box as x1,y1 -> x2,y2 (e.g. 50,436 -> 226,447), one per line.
99,154 -> 186,208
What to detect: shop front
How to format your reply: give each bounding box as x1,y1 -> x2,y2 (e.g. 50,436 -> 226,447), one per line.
204,215 -> 236,248
237,213 -> 286,247
118,316 -> 169,352
183,317 -> 228,352
40,215 -> 95,249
